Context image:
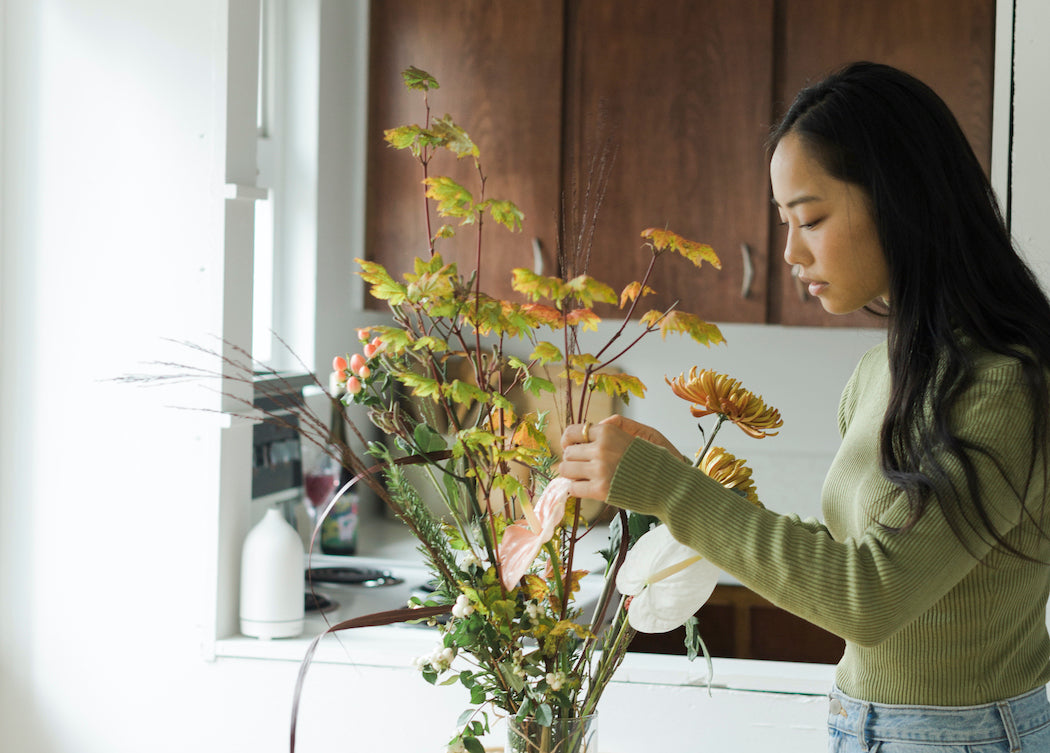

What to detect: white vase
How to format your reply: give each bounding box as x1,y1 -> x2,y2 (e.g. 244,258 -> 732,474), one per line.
240,507 -> 305,638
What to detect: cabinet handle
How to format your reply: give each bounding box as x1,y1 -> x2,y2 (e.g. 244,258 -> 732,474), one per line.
532,237 -> 544,275
792,264 -> 810,302
740,243 -> 754,299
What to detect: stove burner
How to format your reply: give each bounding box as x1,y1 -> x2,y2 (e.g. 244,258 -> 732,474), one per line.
307,566 -> 404,588
304,592 -> 338,614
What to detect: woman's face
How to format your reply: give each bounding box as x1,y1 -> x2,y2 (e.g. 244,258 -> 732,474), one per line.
770,132 -> 890,315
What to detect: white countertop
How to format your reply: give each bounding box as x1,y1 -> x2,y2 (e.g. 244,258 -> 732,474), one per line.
215,506 -> 835,697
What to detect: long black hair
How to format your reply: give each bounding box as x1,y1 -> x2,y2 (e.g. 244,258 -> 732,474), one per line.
771,62 -> 1050,555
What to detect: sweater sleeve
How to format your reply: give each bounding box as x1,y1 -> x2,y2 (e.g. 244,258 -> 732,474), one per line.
605,359 -> 1040,647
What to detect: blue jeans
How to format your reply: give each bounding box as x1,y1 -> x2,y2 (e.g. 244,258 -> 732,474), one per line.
827,684 -> 1050,752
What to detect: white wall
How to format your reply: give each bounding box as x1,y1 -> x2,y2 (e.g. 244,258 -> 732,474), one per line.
1012,0 -> 1050,286
1,2 -> 1047,752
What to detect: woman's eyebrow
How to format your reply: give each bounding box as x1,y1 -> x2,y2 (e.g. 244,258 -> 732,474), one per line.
770,194 -> 823,209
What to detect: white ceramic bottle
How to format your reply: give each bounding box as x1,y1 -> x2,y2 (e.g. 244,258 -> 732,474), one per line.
240,506 -> 305,639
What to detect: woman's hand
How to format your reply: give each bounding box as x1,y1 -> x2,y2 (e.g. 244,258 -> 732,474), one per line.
559,415 -> 681,501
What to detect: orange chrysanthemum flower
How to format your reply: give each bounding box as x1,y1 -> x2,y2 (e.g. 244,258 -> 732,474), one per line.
666,368 -> 783,439
698,446 -> 761,507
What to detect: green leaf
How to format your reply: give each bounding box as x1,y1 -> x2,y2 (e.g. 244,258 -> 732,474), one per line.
501,662 -> 525,692
401,65 -> 439,91
529,341 -> 563,364
445,379 -> 489,406
399,371 -> 442,399
683,616 -> 702,661
627,513 -> 660,545
564,274 -> 618,307
430,115 -> 479,159
356,259 -> 407,304
511,268 -> 570,303
640,310 -> 725,346
456,708 -> 476,727
413,423 -> 447,453
590,371 -> 647,402
534,703 -> 553,726
424,176 -> 476,222
464,737 -> 485,753
522,374 -> 556,397
411,335 -> 449,354
480,198 -> 525,232
384,124 -> 424,151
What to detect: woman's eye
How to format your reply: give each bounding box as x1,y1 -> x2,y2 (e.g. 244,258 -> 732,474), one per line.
799,218 -> 822,229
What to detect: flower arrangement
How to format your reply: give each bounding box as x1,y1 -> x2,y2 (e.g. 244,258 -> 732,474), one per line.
291,66 -> 783,753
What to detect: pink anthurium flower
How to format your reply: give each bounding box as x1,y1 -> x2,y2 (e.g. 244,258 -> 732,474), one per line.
496,477 -> 572,590
615,524 -> 721,633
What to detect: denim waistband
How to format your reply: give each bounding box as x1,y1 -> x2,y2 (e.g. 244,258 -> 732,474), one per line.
828,684 -> 1050,749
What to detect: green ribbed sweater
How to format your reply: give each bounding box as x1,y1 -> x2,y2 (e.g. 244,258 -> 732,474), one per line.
607,341 -> 1050,704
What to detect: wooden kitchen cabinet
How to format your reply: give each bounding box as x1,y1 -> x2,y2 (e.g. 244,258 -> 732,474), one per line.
365,1 -> 995,326
770,0 -> 996,327
628,584 -> 846,665
562,0 -> 775,322
366,0 -> 565,304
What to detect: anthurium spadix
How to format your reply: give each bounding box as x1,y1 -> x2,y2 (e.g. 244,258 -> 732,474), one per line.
616,524 -> 721,633
497,477 -> 571,590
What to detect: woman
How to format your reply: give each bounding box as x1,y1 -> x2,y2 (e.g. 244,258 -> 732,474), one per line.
560,62 -> 1050,751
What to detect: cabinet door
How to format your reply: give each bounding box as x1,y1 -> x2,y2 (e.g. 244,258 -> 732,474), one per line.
563,0 -> 775,323
366,0 -> 564,306
770,0 -> 995,327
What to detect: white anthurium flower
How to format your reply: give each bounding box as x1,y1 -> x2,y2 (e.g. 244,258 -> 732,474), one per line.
615,523 -> 722,633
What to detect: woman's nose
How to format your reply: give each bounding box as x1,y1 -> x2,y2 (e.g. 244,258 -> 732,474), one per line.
782,227 -> 807,266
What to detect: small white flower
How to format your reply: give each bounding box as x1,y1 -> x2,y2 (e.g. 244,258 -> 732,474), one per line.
546,671 -> 567,691
524,600 -> 542,622
461,551 -> 482,570
446,739 -> 467,753
451,593 -> 475,619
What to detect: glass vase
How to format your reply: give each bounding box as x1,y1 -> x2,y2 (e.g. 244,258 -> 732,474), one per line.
507,714 -> 597,753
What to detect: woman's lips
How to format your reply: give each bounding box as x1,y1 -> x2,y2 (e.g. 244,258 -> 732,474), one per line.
798,276 -> 828,296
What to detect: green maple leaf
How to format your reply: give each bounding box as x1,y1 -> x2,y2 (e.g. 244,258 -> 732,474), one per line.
444,379 -> 489,407
429,114 -> 479,159
640,310 -> 725,346
564,274 -> 617,307
410,335 -> 448,354
529,341 -> 563,364
424,176 -> 476,223
384,124 -> 422,151
370,325 -> 413,354
398,371 -> 441,399
356,259 -> 407,304
590,372 -> 647,403
522,374 -> 556,397
384,123 -> 446,158
641,227 -> 721,270
511,268 -> 570,303
479,199 -> 524,232
401,66 -> 439,91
